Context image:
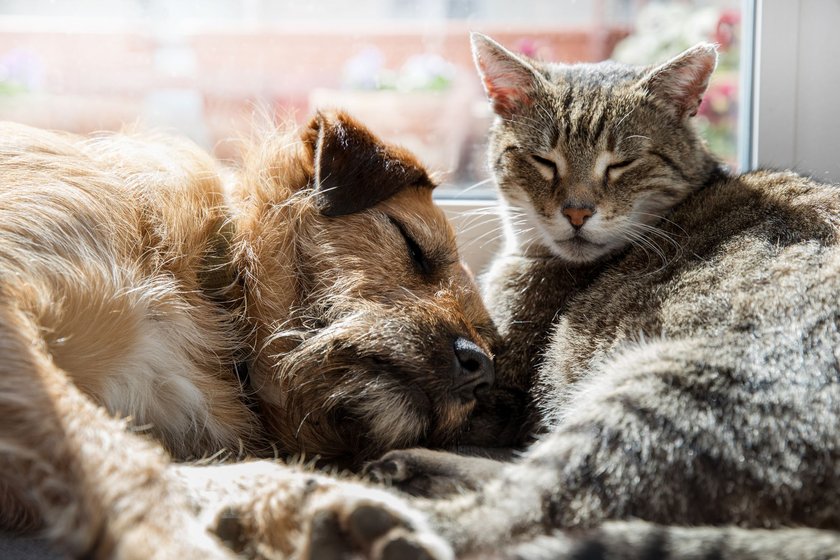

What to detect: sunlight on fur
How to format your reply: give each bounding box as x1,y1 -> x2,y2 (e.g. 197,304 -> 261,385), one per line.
0,111 -> 491,559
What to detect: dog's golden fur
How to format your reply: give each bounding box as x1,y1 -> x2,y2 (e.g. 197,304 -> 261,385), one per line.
0,111 -> 490,558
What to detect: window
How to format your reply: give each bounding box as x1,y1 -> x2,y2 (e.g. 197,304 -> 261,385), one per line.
0,0 -> 744,272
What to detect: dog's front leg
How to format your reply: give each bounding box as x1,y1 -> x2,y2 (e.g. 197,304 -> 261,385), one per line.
173,460 -> 453,560
0,305 -> 235,559
1,302 -> 452,559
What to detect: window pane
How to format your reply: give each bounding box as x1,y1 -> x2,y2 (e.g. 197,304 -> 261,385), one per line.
0,0 -> 741,198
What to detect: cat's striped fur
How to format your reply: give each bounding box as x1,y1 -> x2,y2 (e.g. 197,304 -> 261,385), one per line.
394,34 -> 840,559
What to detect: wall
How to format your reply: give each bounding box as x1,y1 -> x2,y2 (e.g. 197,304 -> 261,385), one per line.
753,0 -> 840,182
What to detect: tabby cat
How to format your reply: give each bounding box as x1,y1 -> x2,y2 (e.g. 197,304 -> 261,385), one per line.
369,33 -> 840,558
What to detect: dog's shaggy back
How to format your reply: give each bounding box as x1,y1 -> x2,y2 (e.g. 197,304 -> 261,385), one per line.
0,124 -> 256,458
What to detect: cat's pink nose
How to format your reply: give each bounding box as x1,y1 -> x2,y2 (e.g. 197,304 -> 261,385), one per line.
562,206 -> 594,228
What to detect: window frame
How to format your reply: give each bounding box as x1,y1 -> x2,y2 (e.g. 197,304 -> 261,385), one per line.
748,0 -> 840,182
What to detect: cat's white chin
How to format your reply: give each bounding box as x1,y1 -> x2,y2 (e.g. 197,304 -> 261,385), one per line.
548,237 -> 616,264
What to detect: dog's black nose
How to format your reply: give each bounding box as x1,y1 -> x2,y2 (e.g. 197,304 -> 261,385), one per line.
452,337 -> 494,402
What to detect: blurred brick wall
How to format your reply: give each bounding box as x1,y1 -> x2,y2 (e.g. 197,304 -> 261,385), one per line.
0,21 -> 627,163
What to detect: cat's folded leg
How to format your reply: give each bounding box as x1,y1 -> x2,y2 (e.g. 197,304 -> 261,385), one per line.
364,448 -> 507,497
416,336 -> 840,554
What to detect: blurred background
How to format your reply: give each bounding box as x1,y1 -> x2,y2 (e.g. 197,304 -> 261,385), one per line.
0,0 -> 741,198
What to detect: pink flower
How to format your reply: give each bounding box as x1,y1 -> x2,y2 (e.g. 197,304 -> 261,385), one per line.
515,38 -> 539,59
715,9 -> 741,51
698,78 -> 737,123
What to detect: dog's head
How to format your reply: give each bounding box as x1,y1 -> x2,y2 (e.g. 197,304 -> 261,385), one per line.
233,111 -> 497,464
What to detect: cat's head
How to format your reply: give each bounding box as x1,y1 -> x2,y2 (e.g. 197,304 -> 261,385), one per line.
471,33 -> 722,263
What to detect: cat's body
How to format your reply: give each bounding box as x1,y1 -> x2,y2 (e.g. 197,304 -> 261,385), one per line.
495,167 -> 840,436
476,168 -> 840,528
369,35 -> 840,558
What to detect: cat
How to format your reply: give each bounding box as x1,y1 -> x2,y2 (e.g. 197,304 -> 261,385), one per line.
366,33 -> 840,558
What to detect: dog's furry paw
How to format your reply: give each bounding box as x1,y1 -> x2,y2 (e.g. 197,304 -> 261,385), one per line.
365,448 -> 504,497
177,462 -> 451,560
300,489 -> 453,560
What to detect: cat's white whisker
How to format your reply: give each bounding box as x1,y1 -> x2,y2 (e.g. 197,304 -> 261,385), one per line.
455,218 -> 499,237
629,211 -> 690,236
620,224 -> 672,272
459,223 -> 504,245
453,177 -> 495,197
458,207 -> 501,219
628,222 -> 682,252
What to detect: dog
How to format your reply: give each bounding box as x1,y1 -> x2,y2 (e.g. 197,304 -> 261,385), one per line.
0,110 -> 493,558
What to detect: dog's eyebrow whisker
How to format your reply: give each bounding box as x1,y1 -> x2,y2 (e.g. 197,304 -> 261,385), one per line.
295,410 -> 316,439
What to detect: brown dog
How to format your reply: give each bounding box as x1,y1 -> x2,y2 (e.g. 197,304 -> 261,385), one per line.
0,111 -> 493,558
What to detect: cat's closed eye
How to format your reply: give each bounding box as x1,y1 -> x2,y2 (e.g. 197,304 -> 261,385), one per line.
603,159 -> 637,185
529,154 -> 559,180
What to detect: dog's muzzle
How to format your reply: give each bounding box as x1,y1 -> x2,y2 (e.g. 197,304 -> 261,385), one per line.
451,337 -> 495,403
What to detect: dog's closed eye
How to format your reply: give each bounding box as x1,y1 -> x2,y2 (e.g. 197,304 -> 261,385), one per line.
388,216 -> 432,275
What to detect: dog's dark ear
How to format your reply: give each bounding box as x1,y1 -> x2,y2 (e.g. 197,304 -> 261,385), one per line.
306,111 -> 434,217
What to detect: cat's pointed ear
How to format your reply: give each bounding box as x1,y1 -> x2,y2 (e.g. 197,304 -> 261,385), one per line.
471,32 -> 544,119
305,110 -> 433,217
638,43 -> 718,119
